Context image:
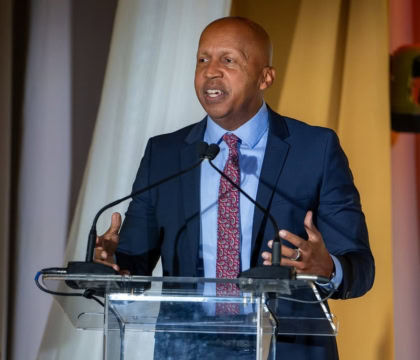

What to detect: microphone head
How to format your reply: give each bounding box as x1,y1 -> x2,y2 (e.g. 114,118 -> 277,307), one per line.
206,144 -> 220,160
197,141 -> 209,159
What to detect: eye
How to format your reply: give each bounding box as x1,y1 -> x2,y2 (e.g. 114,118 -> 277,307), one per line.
198,57 -> 208,63
223,57 -> 234,64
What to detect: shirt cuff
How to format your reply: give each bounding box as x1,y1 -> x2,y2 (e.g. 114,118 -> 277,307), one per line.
317,254 -> 343,290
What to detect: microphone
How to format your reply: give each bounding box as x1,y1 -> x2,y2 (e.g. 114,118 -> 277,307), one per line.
205,143 -> 220,160
205,143 -> 293,280
66,141 -> 210,276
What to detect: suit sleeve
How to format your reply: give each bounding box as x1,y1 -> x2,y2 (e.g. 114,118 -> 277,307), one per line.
317,130 -> 375,299
115,138 -> 161,275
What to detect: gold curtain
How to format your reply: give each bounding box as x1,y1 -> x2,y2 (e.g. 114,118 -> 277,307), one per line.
231,1 -> 393,359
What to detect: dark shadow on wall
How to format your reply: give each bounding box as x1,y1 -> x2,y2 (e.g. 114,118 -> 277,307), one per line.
230,0 -> 301,111
8,0 -> 30,358
326,0 -> 350,131
415,2 -> 420,266
417,134 -> 420,247
69,0 -> 118,233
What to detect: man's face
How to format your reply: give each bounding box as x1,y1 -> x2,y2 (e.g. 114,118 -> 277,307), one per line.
194,22 -> 272,130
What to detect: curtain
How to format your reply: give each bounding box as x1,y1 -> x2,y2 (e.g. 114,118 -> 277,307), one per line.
231,1 -> 392,359
0,0 -> 12,359
8,1 -> 116,359
10,1 -> 72,360
389,0 -> 420,359
38,1 -> 231,359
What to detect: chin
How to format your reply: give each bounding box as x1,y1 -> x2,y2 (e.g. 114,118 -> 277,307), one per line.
202,105 -> 230,120
207,112 -> 231,123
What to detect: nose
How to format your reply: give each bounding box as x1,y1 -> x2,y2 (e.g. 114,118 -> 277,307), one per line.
204,60 -> 222,79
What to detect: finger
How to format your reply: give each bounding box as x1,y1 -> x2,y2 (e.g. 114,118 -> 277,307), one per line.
281,257 -> 305,270
119,270 -> 131,276
261,251 -> 272,261
281,246 -> 299,259
268,238 -> 300,259
93,258 -> 120,272
94,247 -> 103,258
109,212 -> 122,233
94,248 -> 108,261
105,212 -> 122,237
279,230 -> 306,250
94,243 -> 112,258
304,211 -> 321,241
95,236 -> 107,250
261,251 -> 272,265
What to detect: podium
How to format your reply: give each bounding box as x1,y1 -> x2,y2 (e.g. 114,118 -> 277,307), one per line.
41,273 -> 338,360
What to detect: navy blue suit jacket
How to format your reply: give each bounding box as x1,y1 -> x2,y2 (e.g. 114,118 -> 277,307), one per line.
116,108 -> 374,359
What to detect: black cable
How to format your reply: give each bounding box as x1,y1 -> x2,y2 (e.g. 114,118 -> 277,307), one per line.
35,270 -> 106,307
36,269 -> 124,359
83,288 -> 125,359
82,288 -> 105,307
35,270 -> 83,298
265,287 -> 337,337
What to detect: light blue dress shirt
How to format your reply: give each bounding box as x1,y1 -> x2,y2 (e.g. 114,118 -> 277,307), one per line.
199,103 -> 342,289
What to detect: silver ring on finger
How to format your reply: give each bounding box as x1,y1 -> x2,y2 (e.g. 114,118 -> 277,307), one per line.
290,248 -> 302,261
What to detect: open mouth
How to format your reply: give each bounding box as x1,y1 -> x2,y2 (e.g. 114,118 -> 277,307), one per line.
205,89 -> 225,98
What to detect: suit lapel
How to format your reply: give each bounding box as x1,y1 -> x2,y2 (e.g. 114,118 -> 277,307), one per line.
179,118 -> 207,274
251,109 -> 290,258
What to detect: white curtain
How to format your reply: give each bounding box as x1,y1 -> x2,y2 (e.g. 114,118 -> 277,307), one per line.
10,1 -> 72,360
0,0 -> 12,359
38,1 -> 230,359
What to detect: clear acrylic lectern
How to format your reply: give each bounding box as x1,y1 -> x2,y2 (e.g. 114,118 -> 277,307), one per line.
42,274 -> 338,360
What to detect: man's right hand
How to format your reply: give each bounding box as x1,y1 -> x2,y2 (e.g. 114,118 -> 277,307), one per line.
94,212 -> 122,272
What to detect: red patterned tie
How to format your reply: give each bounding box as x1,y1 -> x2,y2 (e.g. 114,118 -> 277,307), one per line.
216,133 -> 240,314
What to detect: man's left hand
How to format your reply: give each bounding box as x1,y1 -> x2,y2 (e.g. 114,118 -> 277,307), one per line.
261,211 -> 334,278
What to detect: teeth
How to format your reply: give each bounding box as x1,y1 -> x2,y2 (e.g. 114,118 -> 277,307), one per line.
206,89 -> 223,97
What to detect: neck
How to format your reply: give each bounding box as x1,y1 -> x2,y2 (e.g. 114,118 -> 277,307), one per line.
212,101 -> 264,131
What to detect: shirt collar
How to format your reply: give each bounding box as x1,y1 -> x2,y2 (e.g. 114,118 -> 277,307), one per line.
205,102 -> 268,149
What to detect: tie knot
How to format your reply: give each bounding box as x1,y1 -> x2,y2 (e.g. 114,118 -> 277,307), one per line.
223,133 -> 239,150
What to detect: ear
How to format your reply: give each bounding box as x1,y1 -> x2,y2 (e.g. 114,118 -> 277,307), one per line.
259,67 -> 276,90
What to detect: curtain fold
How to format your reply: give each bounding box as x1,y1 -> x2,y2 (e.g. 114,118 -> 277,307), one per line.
0,1 -> 12,359
232,1 -> 393,359
38,1 -> 231,359
332,1 -> 392,358
10,1 -> 72,360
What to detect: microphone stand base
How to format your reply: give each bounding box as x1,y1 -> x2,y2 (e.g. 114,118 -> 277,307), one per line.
67,261 -> 117,275
66,261 -> 117,290
239,265 -> 294,280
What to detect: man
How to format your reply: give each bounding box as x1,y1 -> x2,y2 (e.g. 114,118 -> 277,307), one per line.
95,17 -> 374,359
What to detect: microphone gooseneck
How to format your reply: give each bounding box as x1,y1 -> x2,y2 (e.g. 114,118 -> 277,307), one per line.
82,141 -> 210,265
69,140 -> 290,281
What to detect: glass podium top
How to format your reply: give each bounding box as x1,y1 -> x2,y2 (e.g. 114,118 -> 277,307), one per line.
41,273 -> 338,337
43,273 -> 313,294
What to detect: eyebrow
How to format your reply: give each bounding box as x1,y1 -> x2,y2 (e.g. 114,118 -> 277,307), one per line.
197,48 -> 248,61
